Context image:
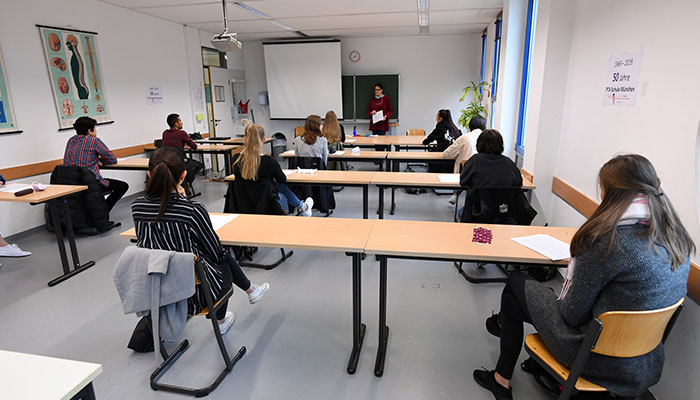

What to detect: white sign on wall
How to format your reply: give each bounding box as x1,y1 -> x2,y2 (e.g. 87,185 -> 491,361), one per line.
603,50 -> 642,106
146,86 -> 163,105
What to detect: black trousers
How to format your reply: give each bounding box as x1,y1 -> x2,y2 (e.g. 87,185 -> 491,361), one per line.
372,129 -> 389,152
215,252 -> 252,320
495,271 -> 534,380
103,178 -> 129,212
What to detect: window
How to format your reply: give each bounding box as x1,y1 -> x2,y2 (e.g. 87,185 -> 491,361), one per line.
515,0 -> 538,156
202,47 -> 227,69
490,16 -> 502,128
479,30 -> 487,97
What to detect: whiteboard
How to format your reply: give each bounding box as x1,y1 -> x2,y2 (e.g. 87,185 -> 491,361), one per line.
263,41 -> 343,120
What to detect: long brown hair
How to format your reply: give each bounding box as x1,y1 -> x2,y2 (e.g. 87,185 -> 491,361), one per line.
570,154 -> 695,270
302,115 -> 322,145
323,111 -> 341,143
146,147 -> 186,220
233,123 -> 264,180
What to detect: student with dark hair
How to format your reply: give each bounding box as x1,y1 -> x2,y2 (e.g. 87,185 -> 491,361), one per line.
474,154 -> 694,400
443,115 -> 486,204
233,123 -> 313,216
368,83 -> 393,151
132,147 -> 269,336
161,113 -> 202,196
459,129 -> 521,189
292,115 -> 328,164
63,116 -> 129,211
423,109 -> 462,150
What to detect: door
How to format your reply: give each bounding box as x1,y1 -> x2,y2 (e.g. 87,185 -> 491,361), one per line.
209,67 -> 237,138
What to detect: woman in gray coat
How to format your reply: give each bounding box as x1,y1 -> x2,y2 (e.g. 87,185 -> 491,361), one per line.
474,154 -> 695,399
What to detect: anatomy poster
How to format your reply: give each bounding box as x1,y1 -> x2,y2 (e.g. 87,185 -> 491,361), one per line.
0,45 -> 20,134
38,25 -> 112,129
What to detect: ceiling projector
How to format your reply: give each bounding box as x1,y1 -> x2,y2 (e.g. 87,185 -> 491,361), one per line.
211,31 -> 242,52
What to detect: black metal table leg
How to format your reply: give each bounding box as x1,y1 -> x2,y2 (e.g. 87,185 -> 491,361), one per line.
362,185 -> 368,219
70,381 -> 96,400
347,253 -> 366,374
224,151 -> 232,176
378,187 -> 384,219
47,198 -> 96,287
374,255 -> 389,377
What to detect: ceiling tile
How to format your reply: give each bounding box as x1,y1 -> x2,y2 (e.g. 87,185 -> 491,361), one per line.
191,20 -> 288,33
101,0 -> 218,9
278,12 -> 417,31
134,2 -> 255,24
430,9 -> 484,25
247,0 -> 416,19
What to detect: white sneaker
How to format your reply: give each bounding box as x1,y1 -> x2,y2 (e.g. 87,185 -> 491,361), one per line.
301,197 -> 314,217
0,244 -> 31,257
217,311 -> 235,335
448,194 -> 457,205
248,282 -> 270,304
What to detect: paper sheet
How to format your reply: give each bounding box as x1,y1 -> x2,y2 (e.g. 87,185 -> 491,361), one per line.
0,183 -> 34,193
332,151 -> 346,156
296,168 -> 317,174
372,110 -> 384,124
351,147 -> 361,154
345,139 -> 356,143
511,234 -> 570,261
282,150 -> 296,156
209,214 -> 238,231
438,174 -> 460,183
282,169 -> 295,176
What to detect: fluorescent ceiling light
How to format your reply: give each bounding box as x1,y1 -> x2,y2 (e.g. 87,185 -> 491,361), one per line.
233,2 -> 270,19
417,0 -> 429,11
418,11 -> 429,26
269,19 -> 295,31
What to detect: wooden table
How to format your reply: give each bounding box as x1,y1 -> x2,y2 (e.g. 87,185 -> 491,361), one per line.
0,350 -> 103,399
0,184 -> 96,287
100,158 -> 149,170
143,144 -> 240,175
195,137 -> 273,153
363,219 -> 574,377
225,170 -> 376,219
344,135 -> 432,151
121,214 -> 376,375
281,150 -> 388,171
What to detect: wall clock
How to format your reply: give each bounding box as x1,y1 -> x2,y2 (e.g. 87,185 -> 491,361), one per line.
349,50 -> 361,63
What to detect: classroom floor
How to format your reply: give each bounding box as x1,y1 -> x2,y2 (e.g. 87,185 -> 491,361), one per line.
0,163 -> 562,400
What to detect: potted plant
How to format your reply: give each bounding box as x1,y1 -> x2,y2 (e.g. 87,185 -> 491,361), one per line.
457,81 -> 491,130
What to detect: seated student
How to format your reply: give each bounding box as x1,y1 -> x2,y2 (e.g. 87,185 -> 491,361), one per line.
443,115 -> 486,204
474,154 -> 693,400
459,129 -> 521,189
132,147 -> 269,336
0,174 -> 32,262
322,110 -> 347,171
162,113 -> 203,196
63,116 -> 128,212
232,123 -> 313,216
292,115 -> 328,164
423,109 -> 461,173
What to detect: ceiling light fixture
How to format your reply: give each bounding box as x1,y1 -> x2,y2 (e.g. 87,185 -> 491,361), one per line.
417,0 -> 429,11
211,0 -> 242,52
418,11 -> 429,26
233,2 -> 270,19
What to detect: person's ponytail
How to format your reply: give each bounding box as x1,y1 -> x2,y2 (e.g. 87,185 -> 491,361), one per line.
146,147 -> 186,220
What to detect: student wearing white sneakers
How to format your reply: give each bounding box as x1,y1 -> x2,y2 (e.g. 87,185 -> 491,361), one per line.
0,174 -> 32,267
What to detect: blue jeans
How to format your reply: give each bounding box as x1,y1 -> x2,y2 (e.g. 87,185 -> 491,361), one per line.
274,182 -> 302,214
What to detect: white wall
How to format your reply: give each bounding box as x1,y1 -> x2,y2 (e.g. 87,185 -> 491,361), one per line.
524,0 -> 700,398
241,34 -> 481,141
0,0 -> 205,235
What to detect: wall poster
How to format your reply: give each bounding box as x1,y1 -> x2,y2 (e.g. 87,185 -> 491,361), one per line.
603,50 -> 642,107
38,25 -> 112,129
0,45 -> 20,134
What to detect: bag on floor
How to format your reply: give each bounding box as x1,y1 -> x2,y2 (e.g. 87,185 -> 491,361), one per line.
127,315 -> 154,353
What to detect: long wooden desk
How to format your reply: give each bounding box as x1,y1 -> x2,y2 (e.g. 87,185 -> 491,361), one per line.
121,214 -> 375,375
344,135 -> 431,151
143,144 -> 240,175
0,184 -> 95,287
225,170 -> 376,219
363,220 -> 574,377
100,158 -> 149,170
195,137 -> 273,153
281,150 -> 388,171
0,349 -> 103,399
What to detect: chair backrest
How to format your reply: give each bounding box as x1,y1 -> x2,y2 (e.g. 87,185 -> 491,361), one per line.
592,298 -> 684,357
406,129 -> 425,136
154,139 -> 163,148
224,178 -> 284,215
462,187 -> 531,225
295,126 -> 304,137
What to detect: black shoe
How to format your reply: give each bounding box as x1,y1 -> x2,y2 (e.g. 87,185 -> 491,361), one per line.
473,369 -> 513,400
486,312 -> 502,338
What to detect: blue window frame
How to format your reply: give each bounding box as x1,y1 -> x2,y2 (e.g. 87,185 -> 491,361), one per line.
515,0 -> 538,156
479,30 -> 487,97
490,16 -> 502,128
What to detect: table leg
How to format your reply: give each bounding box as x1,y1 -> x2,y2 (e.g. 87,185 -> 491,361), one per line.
47,199 -> 96,287
70,381 -> 96,400
224,151 -> 232,176
374,255 -> 389,377
378,187 -> 384,219
390,187 -> 396,215
362,185 -> 368,219
454,189 -> 461,221
347,252 -> 366,374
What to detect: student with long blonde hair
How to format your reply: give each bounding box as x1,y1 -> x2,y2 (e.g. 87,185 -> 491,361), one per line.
232,123 -> 313,216
322,110 -> 347,170
292,115 -> 328,164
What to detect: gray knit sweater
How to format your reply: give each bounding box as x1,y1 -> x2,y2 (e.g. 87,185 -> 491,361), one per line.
525,225 -> 689,397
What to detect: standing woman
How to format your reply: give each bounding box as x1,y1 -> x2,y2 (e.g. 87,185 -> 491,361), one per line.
323,110 -> 347,171
473,154 -> 694,399
368,83 -> 393,151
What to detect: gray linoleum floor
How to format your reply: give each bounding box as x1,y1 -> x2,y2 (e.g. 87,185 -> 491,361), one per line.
0,162 -> 561,400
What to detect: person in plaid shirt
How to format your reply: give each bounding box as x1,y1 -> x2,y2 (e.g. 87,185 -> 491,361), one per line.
63,116 -> 129,211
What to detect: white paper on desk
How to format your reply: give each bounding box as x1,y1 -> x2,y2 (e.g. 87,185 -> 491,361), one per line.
438,174 -> 460,183
345,139 -> 356,143
372,110 -> 384,124
351,147 -> 361,154
511,234 -> 570,261
282,169 -> 295,176
332,150 -> 346,155
209,214 -> 238,231
296,167 -> 317,174
0,183 -> 33,193
282,150 -> 296,156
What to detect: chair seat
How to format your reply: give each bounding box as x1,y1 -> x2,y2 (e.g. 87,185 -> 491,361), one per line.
525,334 -> 606,392
191,287 -> 233,317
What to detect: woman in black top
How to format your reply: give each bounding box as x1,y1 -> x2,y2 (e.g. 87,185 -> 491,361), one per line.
132,147 -> 269,335
460,129 -> 522,188
232,123 -> 313,216
423,109 -> 461,151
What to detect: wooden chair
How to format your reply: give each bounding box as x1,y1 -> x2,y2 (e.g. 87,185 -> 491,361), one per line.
525,298 -> 685,400
150,255 -> 246,397
406,129 -> 425,136
295,126 -> 304,137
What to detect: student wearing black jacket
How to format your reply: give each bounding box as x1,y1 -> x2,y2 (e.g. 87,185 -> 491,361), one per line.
423,109 -> 461,152
460,129 -> 522,188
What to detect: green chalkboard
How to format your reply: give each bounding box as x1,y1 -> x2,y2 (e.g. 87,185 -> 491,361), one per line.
341,74 -> 399,121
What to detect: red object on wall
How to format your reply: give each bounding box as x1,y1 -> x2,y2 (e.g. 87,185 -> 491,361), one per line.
237,100 -> 250,114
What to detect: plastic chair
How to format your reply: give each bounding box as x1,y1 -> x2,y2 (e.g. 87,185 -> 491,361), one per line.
525,298 -> 685,400
404,129 -> 427,172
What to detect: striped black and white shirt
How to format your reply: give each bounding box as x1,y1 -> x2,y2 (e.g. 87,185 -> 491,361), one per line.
132,193 -> 228,315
